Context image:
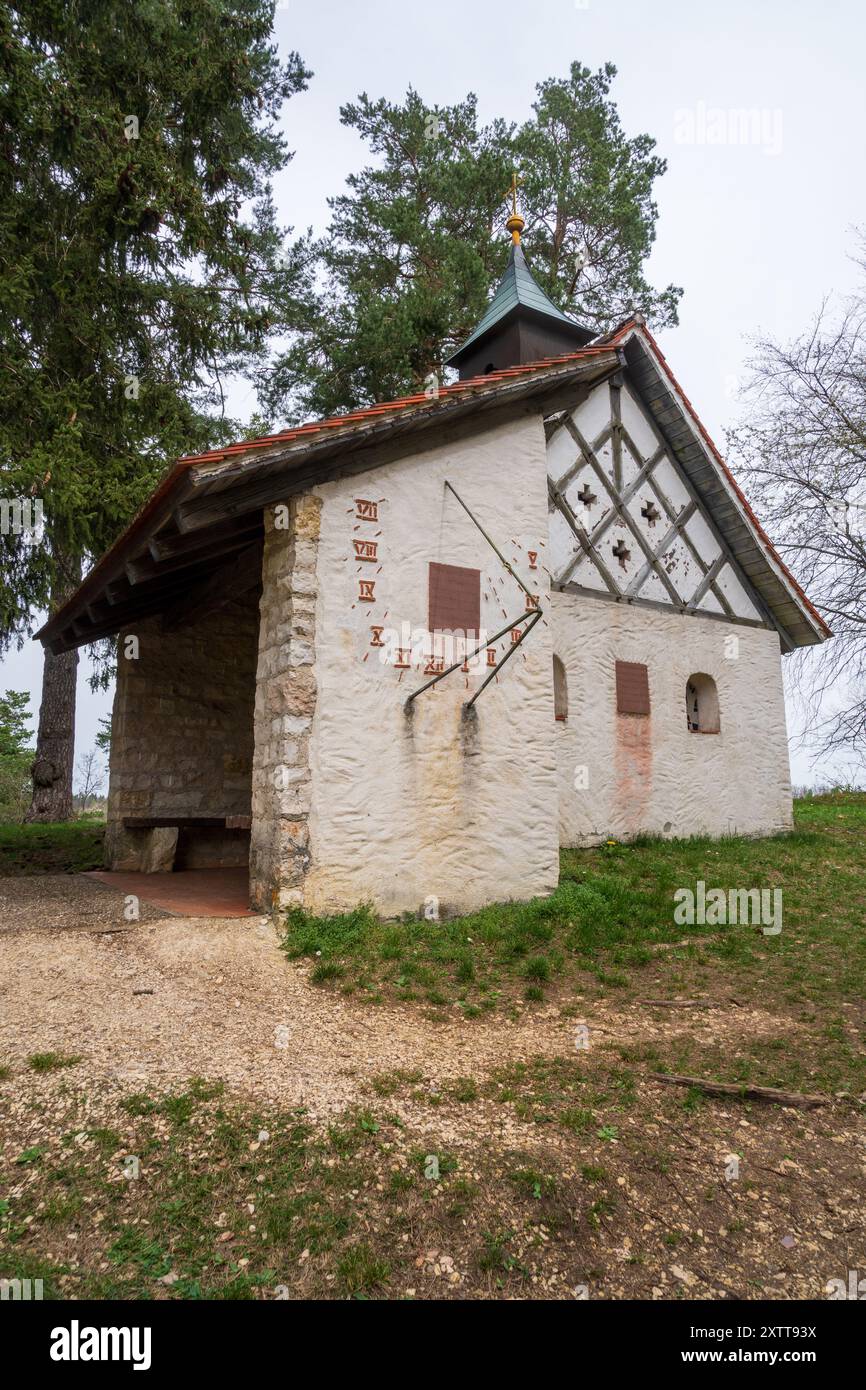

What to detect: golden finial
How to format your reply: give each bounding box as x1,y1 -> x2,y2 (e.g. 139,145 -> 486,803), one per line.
505,169 -> 525,244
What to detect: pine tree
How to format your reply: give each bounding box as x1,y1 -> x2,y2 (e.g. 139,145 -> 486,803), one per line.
0,690 -> 32,758
262,63 -> 681,422
0,0 -> 311,819
260,88 -> 514,421
0,689 -> 33,822
514,63 -> 681,331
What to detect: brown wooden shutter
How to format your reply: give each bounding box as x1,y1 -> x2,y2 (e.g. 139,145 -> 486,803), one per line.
429,563 -> 481,636
615,660 -> 650,716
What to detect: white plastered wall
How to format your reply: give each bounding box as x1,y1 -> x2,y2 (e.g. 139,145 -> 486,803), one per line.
552,590 -> 794,844
302,415 -> 559,917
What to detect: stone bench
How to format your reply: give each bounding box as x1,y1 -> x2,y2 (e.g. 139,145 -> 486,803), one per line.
117,816 -> 252,872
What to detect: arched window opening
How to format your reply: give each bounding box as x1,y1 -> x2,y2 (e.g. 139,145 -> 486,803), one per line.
686,673 -> 720,734
553,655 -> 568,722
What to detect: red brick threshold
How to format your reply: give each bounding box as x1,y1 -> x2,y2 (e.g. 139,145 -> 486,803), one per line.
84,867 -> 256,918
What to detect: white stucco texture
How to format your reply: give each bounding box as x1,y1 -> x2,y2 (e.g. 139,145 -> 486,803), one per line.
303,414 -> 560,917
551,590 -> 793,845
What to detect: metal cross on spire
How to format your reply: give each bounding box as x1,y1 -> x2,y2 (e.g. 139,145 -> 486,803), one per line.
505,169 -> 525,244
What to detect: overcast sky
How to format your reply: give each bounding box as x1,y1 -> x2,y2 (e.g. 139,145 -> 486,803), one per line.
4,0 -> 864,788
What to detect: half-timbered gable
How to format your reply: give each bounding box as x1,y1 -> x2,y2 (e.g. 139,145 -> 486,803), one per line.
547,375 -> 764,626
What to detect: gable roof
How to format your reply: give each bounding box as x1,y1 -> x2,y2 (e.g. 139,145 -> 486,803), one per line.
37,346 -> 620,653
446,240 -> 593,368
37,318 -> 829,655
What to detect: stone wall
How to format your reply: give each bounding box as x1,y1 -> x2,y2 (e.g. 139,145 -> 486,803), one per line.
551,591 -> 793,843
249,495 -> 320,911
104,585 -> 260,870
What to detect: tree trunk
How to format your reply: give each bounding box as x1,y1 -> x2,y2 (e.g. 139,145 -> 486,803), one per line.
25,642 -> 79,822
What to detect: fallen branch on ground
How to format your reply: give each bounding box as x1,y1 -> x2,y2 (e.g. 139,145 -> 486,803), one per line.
640,998 -> 721,1009
648,1073 -> 828,1110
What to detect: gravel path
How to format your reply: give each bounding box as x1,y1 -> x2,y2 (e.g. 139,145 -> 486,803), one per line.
0,873 -> 167,934
0,875 -> 800,1127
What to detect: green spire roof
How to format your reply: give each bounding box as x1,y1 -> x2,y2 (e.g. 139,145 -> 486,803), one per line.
447,240 -> 592,370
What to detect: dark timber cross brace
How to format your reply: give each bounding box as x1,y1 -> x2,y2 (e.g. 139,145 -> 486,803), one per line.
403,479 -> 542,709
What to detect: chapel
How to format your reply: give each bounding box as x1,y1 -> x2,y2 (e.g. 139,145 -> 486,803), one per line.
39,197 -> 829,916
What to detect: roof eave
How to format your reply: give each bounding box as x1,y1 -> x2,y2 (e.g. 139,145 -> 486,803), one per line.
446,302 -> 594,368
38,349 -> 621,652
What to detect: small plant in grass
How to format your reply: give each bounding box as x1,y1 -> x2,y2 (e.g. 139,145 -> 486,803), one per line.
581,1164 -> 607,1183
336,1242 -> 389,1295
525,956 -> 551,982
369,1068 -> 424,1097
0,1065 -> 11,1081
559,1107 -> 595,1134
587,1194 -> 617,1227
379,929 -> 403,961
119,1093 -> 157,1117
311,960 -> 343,984
509,1167 -> 556,1199
86,1128 -> 121,1153
15,1146 -> 44,1165
27,1052 -> 82,1072
41,1193 -> 85,1226
477,1229 -> 526,1278
455,952 -> 475,983
596,1124 -> 619,1141
681,1086 -> 704,1114
525,984 -> 544,1001
447,1077 -> 478,1103
593,968 -> 629,988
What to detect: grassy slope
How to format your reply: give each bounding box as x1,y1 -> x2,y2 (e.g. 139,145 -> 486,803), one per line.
282,793 -> 866,1093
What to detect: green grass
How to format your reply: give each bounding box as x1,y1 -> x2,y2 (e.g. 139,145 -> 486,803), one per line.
279,792 -> 866,1092
0,820 -> 105,875
0,1081 -> 469,1300
27,1052 -> 83,1073
281,792 -> 864,994
336,1243 -> 390,1296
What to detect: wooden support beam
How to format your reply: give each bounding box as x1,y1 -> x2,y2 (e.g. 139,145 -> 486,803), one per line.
557,580 -> 772,630
686,553 -> 728,611
162,542 -> 262,631
548,477 -> 621,595
127,524 -> 261,585
50,587 -> 192,652
149,513 -> 262,562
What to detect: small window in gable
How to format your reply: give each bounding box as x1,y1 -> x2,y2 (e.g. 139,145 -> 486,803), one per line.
616,660 -> 650,716
686,673 -> 720,733
429,562 -> 481,637
553,655 -> 568,721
